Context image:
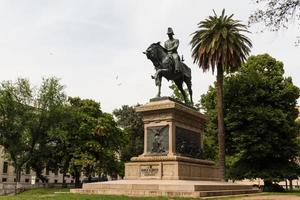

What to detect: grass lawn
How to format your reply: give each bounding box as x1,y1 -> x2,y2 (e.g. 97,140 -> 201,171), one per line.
0,188 -> 177,200
1,188 -> 300,200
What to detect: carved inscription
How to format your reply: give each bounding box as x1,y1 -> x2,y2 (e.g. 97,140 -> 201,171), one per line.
140,165 -> 159,176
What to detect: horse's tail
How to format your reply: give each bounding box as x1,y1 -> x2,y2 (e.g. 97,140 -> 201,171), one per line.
181,63 -> 193,105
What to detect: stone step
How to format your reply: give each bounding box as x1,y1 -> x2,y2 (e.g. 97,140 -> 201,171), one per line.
72,188 -> 260,198
82,182 -> 253,191
199,189 -> 261,197
194,185 -> 253,191
71,180 -> 261,198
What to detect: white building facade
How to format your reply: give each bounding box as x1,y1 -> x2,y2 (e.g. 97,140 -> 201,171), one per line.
0,146 -> 74,184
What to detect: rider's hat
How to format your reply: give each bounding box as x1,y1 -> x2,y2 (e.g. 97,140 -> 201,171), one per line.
167,27 -> 174,35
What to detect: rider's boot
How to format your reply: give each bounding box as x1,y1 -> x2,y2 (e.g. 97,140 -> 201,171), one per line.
174,59 -> 181,73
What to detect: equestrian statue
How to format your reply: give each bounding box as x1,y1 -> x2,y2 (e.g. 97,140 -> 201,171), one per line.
143,27 -> 193,105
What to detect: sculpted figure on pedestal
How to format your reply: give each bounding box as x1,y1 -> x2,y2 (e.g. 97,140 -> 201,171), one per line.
143,27 -> 194,105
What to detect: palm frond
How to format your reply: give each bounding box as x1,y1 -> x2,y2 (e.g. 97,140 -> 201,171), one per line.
190,9 -> 252,74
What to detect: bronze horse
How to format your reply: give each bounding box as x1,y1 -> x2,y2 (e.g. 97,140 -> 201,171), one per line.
143,42 -> 193,105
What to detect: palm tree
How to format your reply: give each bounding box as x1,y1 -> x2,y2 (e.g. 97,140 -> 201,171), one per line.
190,9 -> 252,180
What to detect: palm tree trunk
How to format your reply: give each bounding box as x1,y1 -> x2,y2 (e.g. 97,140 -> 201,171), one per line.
216,64 -> 225,181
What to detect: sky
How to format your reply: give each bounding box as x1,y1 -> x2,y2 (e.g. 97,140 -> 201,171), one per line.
0,0 -> 299,112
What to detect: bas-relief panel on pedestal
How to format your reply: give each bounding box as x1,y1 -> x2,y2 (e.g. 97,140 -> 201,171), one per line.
175,126 -> 203,159
146,125 -> 169,155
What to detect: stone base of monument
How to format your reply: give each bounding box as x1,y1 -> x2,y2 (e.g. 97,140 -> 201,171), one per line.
70,98 -> 261,197
71,180 -> 260,198
123,97 -> 221,182
125,155 -> 220,181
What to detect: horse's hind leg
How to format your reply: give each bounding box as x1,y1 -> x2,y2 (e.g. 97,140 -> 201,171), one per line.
185,76 -> 193,105
174,79 -> 188,104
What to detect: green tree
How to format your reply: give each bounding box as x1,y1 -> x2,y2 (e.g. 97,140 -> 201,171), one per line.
0,77 -> 66,182
113,105 -> 143,162
29,78 -> 67,183
92,112 -> 125,178
58,97 -> 125,187
60,97 -> 102,187
201,54 -> 300,186
190,9 -> 252,179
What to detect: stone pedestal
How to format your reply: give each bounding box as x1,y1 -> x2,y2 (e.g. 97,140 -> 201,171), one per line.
71,97 -> 261,198
124,97 -> 221,181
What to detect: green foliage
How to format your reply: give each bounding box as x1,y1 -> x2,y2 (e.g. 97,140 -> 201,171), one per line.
0,77 -> 126,185
201,54 -> 300,181
113,105 -> 144,163
296,120 -> 300,136
29,78 -> 67,182
56,97 -> 125,186
190,9 -> 252,73
199,86 -> 218,160
0,77 -> 66,182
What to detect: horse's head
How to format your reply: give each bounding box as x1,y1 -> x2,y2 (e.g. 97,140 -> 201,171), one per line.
143,42 -> 164,60
143,42 -> 158,59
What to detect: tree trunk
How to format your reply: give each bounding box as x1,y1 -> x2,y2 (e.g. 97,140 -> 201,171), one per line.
216,64 -> 225,181
289,179 -> 293,190
75,174 -> 80,188
264,179 -> 272,192
62,172 -> 66,188
74,169 -> 81,188
15,168 -> 21,182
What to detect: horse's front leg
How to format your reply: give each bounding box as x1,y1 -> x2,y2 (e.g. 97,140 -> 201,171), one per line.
157,85 -> 161,97
152,69 -> 162,80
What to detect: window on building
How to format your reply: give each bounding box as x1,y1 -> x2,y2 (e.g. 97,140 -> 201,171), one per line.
2,178 -> 7,182
45,179 -> 48,183
25,179 -> 29,183
54,179 -> 58,183
54,170 -> 58,176
14,178 -> 16,182
71,180 -> 74,184
36,179 -> 39,183
2,162 -> 8,174
25,165 -> 30,175
63,180 -> 66,183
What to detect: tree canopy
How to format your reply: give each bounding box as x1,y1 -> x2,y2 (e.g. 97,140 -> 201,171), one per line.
0,78 -> 126,185
56,97 -> 125,187
201,54 -> 300,182
113,105 -> 144,162
0,77 -> 66,182
191,9 -> 252,73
